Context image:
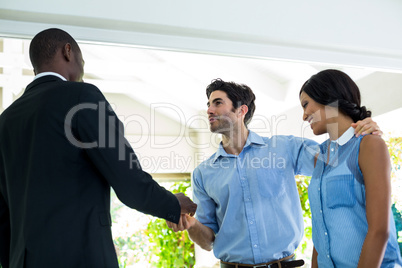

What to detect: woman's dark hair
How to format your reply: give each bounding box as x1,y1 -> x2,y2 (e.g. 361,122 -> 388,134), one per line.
29,28 -> 80,71
206,78 -> 256,127
299,69 -> 371,122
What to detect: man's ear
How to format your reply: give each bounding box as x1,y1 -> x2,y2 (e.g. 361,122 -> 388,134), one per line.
62,43 -> 72,61
239,104 -> 248,117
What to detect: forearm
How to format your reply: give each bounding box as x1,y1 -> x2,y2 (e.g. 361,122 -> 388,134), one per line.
187,220 -> 215,251
357,230 -> 389,268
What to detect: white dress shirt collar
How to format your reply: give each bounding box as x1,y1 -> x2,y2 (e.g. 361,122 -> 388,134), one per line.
34,72 -> 67,81
333,126 -> 355,146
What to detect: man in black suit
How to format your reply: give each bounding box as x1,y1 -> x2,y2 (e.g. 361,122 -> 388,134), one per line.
0,28 -> 197,268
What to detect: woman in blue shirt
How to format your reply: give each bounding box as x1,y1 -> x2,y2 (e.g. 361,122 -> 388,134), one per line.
299,69 -> 402,268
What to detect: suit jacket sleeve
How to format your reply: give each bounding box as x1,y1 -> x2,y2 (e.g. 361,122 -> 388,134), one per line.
72,84 -> 181,224
0,187 -> 10,268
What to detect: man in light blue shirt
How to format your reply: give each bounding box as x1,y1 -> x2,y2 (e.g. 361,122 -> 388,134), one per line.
167,79 -> 378,267
192,132 -> 315,265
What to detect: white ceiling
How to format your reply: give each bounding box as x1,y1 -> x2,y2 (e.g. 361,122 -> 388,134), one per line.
76,41 -> 402,141
1,0 -> 402,71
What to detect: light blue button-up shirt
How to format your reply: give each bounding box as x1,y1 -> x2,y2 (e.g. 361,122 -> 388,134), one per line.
192,131 -> 318,264
309,127 -> 402,267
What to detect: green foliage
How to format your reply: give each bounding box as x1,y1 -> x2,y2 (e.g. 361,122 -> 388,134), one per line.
296,175 -> 312,254
387,137 -> 402,173
114,229 -> 150,268
296,175 -> 312,221
387,137 -> 402,255
112,180 -> 195,267
144,181 -> 195,268
146,219 -> 195,268
392,204 -> 402,254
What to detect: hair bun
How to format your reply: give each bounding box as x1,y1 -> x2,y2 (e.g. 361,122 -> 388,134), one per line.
359,106 -> 372,120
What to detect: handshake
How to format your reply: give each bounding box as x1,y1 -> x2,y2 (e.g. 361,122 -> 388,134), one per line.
169,193 -> 198,232
168,193 -> 215,251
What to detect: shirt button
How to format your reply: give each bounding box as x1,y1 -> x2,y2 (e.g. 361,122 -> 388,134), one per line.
250,221 -> 254,224
327,255 -> 330,258
320,210 -> 322,213
318,187 -> 320,191
254,244 -> 258,248
331,148 -> 334,152
325,232 -> 327,235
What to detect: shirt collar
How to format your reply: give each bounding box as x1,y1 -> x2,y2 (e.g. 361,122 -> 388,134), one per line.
332,126 -> 355,146
34,72 -> 67,81
212,130 -> 265,163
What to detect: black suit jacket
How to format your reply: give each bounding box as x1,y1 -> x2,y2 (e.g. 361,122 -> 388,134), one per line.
0,75 -> 181,268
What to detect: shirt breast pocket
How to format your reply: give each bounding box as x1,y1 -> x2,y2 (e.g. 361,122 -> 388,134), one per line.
258,170 -> 286,199
326,174 -> 356,209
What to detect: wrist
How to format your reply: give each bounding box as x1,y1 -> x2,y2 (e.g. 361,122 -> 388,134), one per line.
186,216 -> 197,231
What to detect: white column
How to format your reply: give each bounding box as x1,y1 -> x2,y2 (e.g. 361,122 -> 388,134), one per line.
0,38 -> 28,110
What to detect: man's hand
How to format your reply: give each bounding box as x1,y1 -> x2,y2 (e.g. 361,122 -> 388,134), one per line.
352,118 -> 382,137
166,214 -> 196,232
175,193 -> 197,216
166,214 -> 215,251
